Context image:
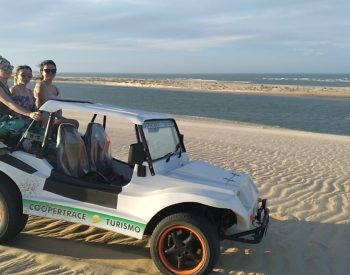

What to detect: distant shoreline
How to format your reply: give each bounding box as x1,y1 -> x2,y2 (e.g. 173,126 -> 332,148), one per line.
53,76 -> 350,99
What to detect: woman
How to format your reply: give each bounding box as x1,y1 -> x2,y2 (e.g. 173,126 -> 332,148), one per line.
0,56 -> 40,120
10,65 -> 36,113
0,56 -> 41,146
34,60 -> 78,128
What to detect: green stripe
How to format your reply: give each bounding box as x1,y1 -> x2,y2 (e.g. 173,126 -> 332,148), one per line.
23,199 -> 146,230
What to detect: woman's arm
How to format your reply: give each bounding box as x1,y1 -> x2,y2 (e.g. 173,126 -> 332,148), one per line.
0,86 -> 41,120
34,82 -> 50,109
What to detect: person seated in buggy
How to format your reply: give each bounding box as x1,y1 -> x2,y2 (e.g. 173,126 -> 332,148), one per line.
34,60 -> 79,134
0,56 -> 41,146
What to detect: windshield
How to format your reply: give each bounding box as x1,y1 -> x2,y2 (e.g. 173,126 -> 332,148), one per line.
143,119 -> 180,160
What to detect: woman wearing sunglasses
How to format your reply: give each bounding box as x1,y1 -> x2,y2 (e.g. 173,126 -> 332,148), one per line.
34,60 -> 60,109
0,56 -> 41,143
0,56 -> 41,121
10,65 -> 36,114
34,59 -> 78,129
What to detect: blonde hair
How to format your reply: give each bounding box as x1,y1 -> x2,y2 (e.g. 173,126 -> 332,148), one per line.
13,65 -> 32,85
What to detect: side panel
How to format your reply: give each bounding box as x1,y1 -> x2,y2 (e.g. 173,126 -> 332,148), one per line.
43,171 -> 121,209
0,152 -> 146,239
23,199 -> 146,239
117,169 -> 257,232
0,153 -> 50,198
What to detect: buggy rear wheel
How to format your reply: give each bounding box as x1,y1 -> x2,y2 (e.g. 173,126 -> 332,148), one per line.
0,184 -> 23,242
15,214 -> 28,235
150,213 -> 220,275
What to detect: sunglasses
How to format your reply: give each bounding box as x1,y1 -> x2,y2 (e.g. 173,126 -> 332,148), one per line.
43,68 -> 57,74
20,73 -> 33,78
0,65 -> 14,71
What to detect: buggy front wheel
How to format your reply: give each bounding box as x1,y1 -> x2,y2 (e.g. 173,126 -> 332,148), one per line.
150,212 -> 220,275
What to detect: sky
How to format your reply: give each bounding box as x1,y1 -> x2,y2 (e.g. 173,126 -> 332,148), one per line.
1,0 -> 350,74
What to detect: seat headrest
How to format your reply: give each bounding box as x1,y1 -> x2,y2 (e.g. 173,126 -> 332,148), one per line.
57,123 -> 90,177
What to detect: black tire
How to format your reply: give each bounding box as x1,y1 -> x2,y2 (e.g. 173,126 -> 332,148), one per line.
150,213 -> 220,275
0,183 -> 23,243
15,214 -> 29,235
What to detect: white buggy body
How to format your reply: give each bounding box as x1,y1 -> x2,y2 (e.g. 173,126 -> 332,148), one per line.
0,100 -> 269,275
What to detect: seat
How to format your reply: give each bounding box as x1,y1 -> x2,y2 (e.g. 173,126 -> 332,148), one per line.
56,123 -> 90,178
84,122 -> 115,181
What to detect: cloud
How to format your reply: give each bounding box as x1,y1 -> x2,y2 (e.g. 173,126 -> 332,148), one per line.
278,40 -> 350,51
22,34 -> 255,51
280,41 -> 330,47
333,42 -> 350,48
1,0 -> 350,72
119,35 -> 256,50
295,48 -> 324,56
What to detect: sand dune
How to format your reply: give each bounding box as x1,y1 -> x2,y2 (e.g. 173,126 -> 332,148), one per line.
54,76 -> 350,98
1,116 -> 349,274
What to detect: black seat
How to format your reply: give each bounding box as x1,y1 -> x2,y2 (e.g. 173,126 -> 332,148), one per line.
84,122 -> 115,181
56,123 -> 90,178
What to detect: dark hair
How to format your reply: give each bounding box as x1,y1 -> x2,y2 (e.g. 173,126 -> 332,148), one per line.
39,59 -> 56,80
0,56 -> 10,65
14,65 -> 32,85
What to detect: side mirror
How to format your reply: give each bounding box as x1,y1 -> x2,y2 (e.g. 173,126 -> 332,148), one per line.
128,143 -> 146,165
137,165 -> 146,177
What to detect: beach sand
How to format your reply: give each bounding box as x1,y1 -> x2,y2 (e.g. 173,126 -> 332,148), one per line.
1,113 -> 349,274
54,76 -> 350,98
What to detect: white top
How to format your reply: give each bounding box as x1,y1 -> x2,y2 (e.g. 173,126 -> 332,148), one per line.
39,100 -> 174,125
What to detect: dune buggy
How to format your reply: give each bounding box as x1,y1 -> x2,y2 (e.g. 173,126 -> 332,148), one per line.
0,99 -> 269,275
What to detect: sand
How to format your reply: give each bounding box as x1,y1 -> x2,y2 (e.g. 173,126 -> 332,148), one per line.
1,112 -> 349,274
54,76 -> 350,98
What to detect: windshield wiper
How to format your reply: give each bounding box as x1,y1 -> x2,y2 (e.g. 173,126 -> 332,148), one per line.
164,152 -> 173,162
163,143 -> 182,162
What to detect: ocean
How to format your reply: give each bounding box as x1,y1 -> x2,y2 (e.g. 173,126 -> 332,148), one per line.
21,73 -> 350,136
54,82 -> 350,137
59,73 -> 350,87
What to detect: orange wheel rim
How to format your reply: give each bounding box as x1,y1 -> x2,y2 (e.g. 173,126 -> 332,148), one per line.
158,225 -> 207,274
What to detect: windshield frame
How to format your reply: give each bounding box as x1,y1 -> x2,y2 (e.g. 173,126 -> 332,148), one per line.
140,118 -> 185,167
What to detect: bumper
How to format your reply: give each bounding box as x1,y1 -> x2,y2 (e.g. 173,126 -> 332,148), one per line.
224,199 -> 269,244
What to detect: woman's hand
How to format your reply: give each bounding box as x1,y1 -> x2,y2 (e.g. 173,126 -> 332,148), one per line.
29,111 -> 42,121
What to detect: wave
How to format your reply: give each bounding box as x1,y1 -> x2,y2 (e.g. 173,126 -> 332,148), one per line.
261,77 -> 350,83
